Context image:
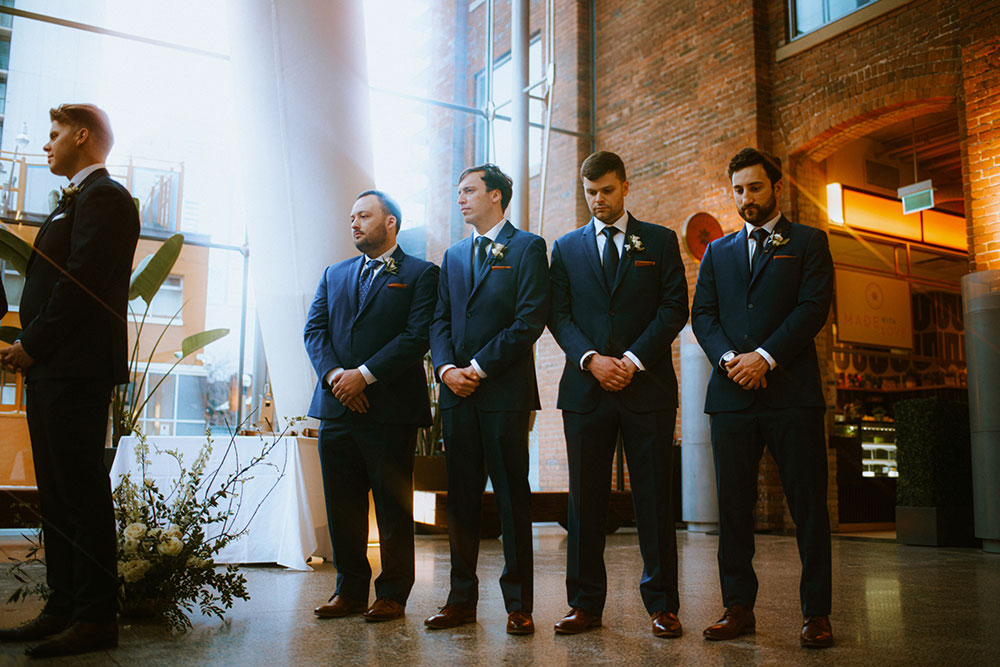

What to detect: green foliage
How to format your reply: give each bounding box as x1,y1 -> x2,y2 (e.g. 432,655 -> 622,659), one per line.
129,233 -> 183,305
415,352 -> 443,456
895,397 -> 972,509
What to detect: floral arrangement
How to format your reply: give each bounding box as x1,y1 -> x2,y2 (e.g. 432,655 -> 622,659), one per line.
768,230 -> 790,248
625,233 -> 645,255
57,184 -> 81,207
382,256 -> 400,275
489,242 -> 507,260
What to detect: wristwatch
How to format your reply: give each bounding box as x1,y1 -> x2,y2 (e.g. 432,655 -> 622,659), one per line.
721,351 -> 736,371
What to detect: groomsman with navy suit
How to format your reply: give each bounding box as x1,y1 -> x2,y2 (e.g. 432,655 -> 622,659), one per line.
692,147 -> 834,648
548,151 -> 689,637
304,190 -> 439,623
425,164 -> 549,635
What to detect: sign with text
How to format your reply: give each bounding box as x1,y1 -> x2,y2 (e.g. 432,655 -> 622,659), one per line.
835,269 -> 912,349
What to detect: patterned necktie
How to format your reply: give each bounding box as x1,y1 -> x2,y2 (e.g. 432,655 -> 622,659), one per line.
358,258 -> 382,305
474,235 -> 490,275
750,228 -> 769,275
602,226 -> 620,288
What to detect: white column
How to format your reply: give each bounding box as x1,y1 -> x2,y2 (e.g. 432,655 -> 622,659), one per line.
227,0 -> 374,425
680,325 -> 719,532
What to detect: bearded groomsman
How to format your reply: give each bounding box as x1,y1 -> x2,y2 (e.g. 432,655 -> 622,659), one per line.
548,151 -> 689,637
304,190 -> 439,623
425,164 -> 549,635
0,104 -> 139,658
691,147 -> 834,648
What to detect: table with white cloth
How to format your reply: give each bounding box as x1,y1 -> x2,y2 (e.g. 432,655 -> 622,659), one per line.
111,435 -> 332,571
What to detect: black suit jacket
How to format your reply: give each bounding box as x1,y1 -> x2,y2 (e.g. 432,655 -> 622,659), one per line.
303,246 -> 439,425
691,216 -> 834,413
19,168 -> 140,384
549,214 -> 689,413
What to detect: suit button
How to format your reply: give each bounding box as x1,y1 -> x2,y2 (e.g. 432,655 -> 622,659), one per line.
466,312 -> 471,319
609,310 -> 615,316
743,334 -> 748,340
460,344 -> 466,351
748,303 -> 754,309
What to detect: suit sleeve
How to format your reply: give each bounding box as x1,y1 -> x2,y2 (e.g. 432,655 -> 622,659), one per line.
363,262 -> 439,383
428,251 -> 455,377
18,185 -> 137,362
0,275 -> 7,319
626,229 -> 689,366
303,268 -> 343,386
691,242 -> 736,365
759,229 -> 834,366
473,235 -> 550,377
548,238 -> 597,362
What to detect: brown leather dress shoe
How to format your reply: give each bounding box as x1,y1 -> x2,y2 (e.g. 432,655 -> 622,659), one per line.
0,614 -> 68,642
314,594 -> 367,618
651,611 -> 683,638
506,610 -> 534,635
703,604 -> 755,641
364,599 -> 405,623
424,605 -> 476,629
801,615 -> 833,648
553,608 -> 602,635
24,621 -> 117,658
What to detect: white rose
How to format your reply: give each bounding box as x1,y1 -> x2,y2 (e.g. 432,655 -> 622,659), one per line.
123,523 -> 147,541
164,525 -> 183,540
158,536 -> 184,556
186,556 -> 210,569
122,559 -> 151,583
123,538 -> 139,554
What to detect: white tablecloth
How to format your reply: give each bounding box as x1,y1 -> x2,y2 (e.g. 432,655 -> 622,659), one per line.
111,435 -> 332,571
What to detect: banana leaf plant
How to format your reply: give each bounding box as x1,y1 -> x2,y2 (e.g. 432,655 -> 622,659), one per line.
111,233 -> 228,445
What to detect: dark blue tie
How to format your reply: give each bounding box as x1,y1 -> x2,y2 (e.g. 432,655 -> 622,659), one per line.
602,226 -> 620,288
358,258 -> 381,305
474,236 -> 490,275
750,228 -> 768,275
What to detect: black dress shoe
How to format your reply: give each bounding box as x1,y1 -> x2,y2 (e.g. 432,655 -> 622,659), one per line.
0,614 -> 68,642
801,615 -> 833,648
25,621 -> 118,658
703,604 -> 755,641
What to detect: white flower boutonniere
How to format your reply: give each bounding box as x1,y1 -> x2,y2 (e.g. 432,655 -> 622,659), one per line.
625,234 -> 645,255
382,257 -> 400,275
768,231 -> 790,248
58,184 -> 81,208
490,242 -> 506,261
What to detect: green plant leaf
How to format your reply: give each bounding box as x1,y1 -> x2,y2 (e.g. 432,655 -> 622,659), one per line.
129,233 -> 184,304
0,228 -> 34,276
181,329 -> 229,358
0,326 -> 21,344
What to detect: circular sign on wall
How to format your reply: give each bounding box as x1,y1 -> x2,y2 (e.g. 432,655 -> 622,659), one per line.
682,212 -> 724,262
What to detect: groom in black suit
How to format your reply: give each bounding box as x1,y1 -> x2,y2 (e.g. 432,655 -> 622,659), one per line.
0,104 -> 139,657
548,151 -> 688,637
304,190 -> 438,623
692,147 -> 834,648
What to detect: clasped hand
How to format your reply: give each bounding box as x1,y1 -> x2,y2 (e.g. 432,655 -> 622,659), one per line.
442,366 -> 480,398
0,342 -> 35,373
725,351 -> 768,390
589,354 -> 637,392
331,369 -> 369,413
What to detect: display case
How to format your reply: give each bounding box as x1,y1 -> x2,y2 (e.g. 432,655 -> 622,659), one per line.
831,420 -> 898,524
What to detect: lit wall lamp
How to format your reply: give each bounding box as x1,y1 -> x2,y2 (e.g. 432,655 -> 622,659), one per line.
826,182 -> 844,224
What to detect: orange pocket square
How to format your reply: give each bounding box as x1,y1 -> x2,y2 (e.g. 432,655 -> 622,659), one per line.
634,260 -> 656,267
773,255 -> 796,259
491,265 -> 513,270
387,282 -> 408,288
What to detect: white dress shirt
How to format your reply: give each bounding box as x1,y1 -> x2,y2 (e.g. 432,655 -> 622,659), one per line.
325,244 -> 399,389
68,163 -> 107,188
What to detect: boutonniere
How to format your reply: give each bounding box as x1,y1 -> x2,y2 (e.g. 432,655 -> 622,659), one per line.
490,242 -> 506,261
58,184 -> 81,208
767,231 -> 790,248
382,257 -> 400,275
625,234 -> 645,255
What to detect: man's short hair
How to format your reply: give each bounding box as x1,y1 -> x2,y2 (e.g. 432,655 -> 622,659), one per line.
49,104 -> 114,157
459,163 -> 513,211
580,151 -> 627,183
727,147 -> 782,185
357,189 -> 402,230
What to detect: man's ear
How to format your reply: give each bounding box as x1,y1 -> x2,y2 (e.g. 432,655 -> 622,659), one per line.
773,178 -> 783,199
75,127 -> 90,147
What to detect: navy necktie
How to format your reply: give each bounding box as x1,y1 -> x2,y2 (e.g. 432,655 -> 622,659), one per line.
358,258 -> 381,305
602,226 -> 620,288
474,236 -> 490,275
750,228 -> 768,275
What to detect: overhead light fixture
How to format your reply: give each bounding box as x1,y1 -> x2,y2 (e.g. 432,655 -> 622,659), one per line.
826,183 -> 844,224
898,179 -> 935,215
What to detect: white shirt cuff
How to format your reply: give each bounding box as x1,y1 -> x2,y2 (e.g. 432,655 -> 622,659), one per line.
358,364 -> 376,385
325,367 -> 344,387
623,351 -> 644,371
437,364 -> 457,379
470,359 -> 487,378
580,350 -> 597,370
755,347 -> 777,370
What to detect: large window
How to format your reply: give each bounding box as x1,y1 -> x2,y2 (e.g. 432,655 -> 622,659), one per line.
791,0 -> 879,38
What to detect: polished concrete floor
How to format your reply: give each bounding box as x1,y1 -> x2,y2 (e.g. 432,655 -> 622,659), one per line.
1,525 -> 998,665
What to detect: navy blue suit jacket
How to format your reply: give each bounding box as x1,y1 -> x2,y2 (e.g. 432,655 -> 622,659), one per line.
304,246 -> 439,425
429,221 -> 550,412
691,216 -> 834,413
549,215 -> 689,413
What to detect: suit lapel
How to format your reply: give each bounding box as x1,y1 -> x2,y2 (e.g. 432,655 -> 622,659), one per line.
356,248 -> 406,319
610,215 -> 638,297
580,221 -> 607,296
470,221 -> 515,299
728,227 -> 750,287
749,216 -> 789,287
346,255 -> 363,316
26,170 -> 108,275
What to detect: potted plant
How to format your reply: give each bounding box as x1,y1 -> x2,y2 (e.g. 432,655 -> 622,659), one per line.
413,352 -> 446,491
894,397 -> 975,546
